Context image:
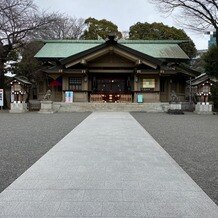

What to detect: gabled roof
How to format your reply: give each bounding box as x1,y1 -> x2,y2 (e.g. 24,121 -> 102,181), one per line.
35,39 -> 190,60
60,39 -> 162,68
7,76 -> 31,86
189,73 -> 216,86
176,63 -> 201,77
16,76 -> 32,85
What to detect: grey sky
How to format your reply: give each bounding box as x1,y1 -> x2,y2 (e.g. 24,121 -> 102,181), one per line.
35,0 -> 209,50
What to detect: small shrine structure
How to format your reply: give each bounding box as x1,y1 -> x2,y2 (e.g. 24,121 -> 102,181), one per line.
190,74 -> 215,114
9,76 -> 31,113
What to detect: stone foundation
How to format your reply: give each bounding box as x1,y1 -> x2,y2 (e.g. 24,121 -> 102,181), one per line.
169,103 -> 182,110
167,103 -> 184,114
38,101 -> 55,114
53,102 -> 170,112
195,102 -> 213,115
9,102 -> 27,113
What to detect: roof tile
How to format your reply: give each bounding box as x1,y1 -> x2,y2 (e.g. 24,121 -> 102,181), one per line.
35,40 -> 189,59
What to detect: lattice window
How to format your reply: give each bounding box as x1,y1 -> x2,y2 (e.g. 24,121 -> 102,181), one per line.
69,77 -> 82,90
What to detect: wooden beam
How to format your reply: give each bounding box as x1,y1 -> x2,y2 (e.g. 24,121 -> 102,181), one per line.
114,47 -> 158,69
135,59 -> 142,66
81,59 -> 87,65
65,48 -> 109,68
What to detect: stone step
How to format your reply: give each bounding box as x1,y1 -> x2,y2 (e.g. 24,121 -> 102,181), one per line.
53,102 -> 170,112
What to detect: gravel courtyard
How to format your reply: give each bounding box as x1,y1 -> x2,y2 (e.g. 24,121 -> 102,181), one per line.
0,112 -> 90,193
131,112 -> 218,205
0,111 -> 217,206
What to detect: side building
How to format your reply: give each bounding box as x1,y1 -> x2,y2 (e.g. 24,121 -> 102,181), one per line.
35,35 -> 196,103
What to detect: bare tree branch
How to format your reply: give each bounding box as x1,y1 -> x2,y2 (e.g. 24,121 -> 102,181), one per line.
34,14 -> 85,40
0,0 -> 58,91
0,0 -> 57,45
149,0 -> 218,44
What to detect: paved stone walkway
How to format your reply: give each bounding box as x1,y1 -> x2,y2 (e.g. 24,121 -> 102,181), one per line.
0,112 -> 218,217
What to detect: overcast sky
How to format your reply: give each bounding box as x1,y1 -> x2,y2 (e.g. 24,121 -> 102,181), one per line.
35,0 -> 210,50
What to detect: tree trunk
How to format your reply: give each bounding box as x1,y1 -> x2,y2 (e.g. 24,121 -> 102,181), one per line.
0,62 -> 8,109
0,42 -> 4,89
216,29 -> 218,46
0,43 -> 9,109
0,63 -> 3,89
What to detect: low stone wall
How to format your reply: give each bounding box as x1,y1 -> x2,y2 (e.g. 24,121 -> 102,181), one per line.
28,100 -> 41,111
73,92 -> 88,102
134,93 -> 160,103
181,102 -> 195,111
53,102 -> 170,112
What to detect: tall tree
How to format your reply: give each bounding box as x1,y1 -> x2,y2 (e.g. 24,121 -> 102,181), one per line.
0,0 -> 56,106
129,22 -> 197,58
82,17 -> 122,40
149,0 -> 218,45
35,14 -> 85,40
17,41 -> 44,79
203,45 -> 218,78
203,45 -> 218,109
190,50 -> 205,73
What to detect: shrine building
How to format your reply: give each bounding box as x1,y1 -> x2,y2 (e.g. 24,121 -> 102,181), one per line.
35,35 -> 195,104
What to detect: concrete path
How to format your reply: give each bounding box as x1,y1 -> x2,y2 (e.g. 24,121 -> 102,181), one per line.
0,112 -> 218,217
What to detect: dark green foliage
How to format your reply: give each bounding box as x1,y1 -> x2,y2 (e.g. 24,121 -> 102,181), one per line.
129,22 -> 197,58
82,17 -> 122,40
210,85 -> 218,109
149,0 -> 218,46
17,41 -> 44,80
190,53 -> 205,73
5,50 -> 19,62
204,46 -> 218,109
204,45 -> 218,79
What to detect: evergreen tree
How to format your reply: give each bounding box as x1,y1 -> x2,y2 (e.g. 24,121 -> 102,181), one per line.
82,17 -> 122,40
129,22 -> 197,58
204,45 -> 218,78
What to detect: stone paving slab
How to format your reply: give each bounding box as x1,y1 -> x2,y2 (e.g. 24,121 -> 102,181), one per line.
0,112 -> 218,217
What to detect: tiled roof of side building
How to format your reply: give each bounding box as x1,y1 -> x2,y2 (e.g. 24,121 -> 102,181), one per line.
35,39 -> 190,60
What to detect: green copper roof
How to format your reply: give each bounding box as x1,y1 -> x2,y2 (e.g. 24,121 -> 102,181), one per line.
124,43 -> 188,59
35,41 -> 102,59
35,39 -> 189,59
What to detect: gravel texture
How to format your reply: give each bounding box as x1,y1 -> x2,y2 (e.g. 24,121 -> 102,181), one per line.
131,112 -> 218,205
0,111 -> 217,206
0,111 -> 90,193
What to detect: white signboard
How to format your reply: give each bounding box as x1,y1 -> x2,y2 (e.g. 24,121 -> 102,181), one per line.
65,91 -> 73,103
0,89 -> 3,107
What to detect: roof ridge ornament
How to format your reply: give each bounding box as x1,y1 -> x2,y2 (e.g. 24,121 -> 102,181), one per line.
106,33 -> 117,44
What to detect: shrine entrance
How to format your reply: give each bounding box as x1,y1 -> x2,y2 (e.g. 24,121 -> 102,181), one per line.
91,74 -> 132,103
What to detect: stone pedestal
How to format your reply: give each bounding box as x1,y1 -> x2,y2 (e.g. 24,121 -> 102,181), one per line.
38,101 -> 55,114
167,103 -> 184,114
9,102 -> 27,113
195,102 -> 213,115
169,103 -> 182,110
